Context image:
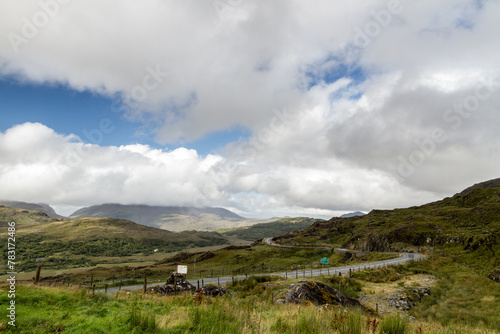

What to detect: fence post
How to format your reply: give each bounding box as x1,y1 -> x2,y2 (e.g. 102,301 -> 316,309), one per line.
34,265 -> 42,284
143,277 -> 147,294
105,284 -> 108,294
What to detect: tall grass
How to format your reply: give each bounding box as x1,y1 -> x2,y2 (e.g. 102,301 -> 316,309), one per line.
379,314 -> 408,334
0,282 -> 496,333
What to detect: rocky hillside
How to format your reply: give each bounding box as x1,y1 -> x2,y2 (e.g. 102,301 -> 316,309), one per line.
273,181 -> 500,274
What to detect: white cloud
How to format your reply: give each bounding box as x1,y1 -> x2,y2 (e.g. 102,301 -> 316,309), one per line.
1,1 -> 499,218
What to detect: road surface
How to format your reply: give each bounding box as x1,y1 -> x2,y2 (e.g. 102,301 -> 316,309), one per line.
105,244 -> 424,293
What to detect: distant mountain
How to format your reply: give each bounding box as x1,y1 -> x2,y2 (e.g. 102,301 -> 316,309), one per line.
70,203 -> 253,232
340,211 -> 365,218
0,200 -> 64,219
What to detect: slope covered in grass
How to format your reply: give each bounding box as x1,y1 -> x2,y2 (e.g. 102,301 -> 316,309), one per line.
0,207 -> 228,273
220,217 -> 318,241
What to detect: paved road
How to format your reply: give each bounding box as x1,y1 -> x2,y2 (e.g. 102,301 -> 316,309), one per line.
105,249 -> 424,294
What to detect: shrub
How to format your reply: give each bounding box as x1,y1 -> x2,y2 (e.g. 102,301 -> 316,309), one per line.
380,314 -> 408,334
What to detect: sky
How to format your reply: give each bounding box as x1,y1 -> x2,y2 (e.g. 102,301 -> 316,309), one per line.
0,0 -> 499,218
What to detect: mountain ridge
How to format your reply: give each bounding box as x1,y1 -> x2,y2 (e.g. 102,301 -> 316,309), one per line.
0,200 -> 64,219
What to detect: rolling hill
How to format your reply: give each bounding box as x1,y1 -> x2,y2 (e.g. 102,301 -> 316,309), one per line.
0,207 -> 229,273
69,203 -> 258,231
0,200 -> 64,219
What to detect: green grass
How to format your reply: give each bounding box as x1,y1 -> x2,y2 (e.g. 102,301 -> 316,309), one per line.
0,207 -> 229,274
379,314 -> 408,334
57,244 -> 399,286
409,252 -> 500,330
0,281 -> 493,333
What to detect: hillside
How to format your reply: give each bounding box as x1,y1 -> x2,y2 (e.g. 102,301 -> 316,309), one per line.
273,184 -> 500,274
221,217 -> 319,241
69,203 -> 258,231
0,200 -> 64,219
0,207 -> 228,272
456,177 -> 500,196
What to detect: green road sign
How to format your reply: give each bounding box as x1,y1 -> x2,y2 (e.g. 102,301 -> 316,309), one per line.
320,257 -> 329,265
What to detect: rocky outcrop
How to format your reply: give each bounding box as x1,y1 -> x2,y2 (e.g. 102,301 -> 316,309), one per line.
357,234 -> 391,252
275,280 -> 366,310
386,287 -> 431,311
488,269 -> 500,283
147,273 -> 196,295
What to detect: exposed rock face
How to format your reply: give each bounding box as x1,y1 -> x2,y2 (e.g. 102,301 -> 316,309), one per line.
386,287 -> 431,311
276,280 -> 366,309
148,273 -> 196,295
488,269 -> 500,282
357,234 -> 391,252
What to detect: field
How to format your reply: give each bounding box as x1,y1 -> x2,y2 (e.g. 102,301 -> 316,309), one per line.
1,252 -> 498,333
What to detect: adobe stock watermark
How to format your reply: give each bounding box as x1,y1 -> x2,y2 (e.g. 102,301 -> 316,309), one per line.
213,0 -> 244,20
398,75 -> 499,178
7,0 -> 71,54
352,0 -> 402,49
51,65 -> 168,179
193,106 -> 298,207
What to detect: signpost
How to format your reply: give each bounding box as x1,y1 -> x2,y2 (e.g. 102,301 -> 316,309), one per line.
320,257 -> 329,265
177,265 -> 188,275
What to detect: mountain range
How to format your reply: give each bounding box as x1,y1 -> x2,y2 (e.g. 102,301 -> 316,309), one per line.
69,203 -> 265,231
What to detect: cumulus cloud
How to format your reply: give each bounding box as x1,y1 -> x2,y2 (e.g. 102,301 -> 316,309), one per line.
0,0 -> 499,217
0,123 -> 224,209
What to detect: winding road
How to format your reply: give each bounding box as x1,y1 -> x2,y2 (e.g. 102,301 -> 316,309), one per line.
105,239 -> 424,293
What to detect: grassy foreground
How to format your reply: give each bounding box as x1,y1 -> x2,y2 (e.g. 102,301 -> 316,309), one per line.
0,285 -> 490,334
0,254 -> 498,334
